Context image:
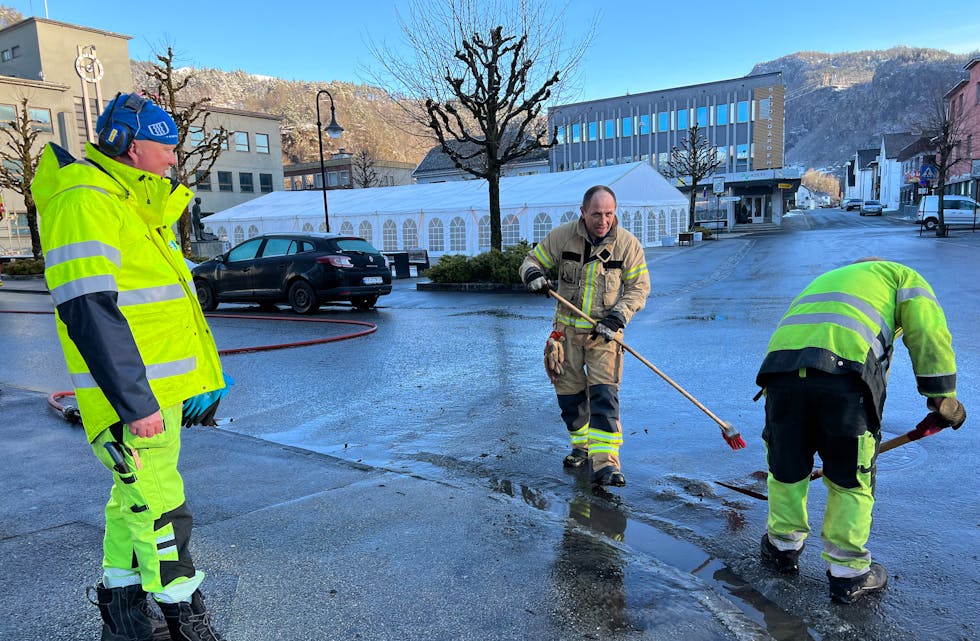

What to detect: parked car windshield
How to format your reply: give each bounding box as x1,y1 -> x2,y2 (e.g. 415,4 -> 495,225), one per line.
865,200 -> 881,205
336,238 -> 382,254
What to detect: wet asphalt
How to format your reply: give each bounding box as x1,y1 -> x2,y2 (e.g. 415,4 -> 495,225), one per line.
1,209 -> 977,641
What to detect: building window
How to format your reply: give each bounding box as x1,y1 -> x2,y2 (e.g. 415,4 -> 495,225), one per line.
478,215 -> 490,251
259,173 -> 273,193
234,131 -> 249,152
976,82 -> 980,105
604,119 -> 615,138
716,104 -> 729,126
449,217 -> 466,252
29,108 -> 53,132
622,117 -> 632,137
247,225 -> 259,238
0,46 -> 17,61
556,126 -> 565,144
195,171 -> 212,191
502,214 -> 520,247
646,210 -> 658,243
217,171 -> 233,192
234,226 -> 244,244
587,121 -> 597,141
533,212 -> 552,242
658,112 -> 669,132
736,101 -> 750,123
189,127 -> 204,146
658,151 -> 668,169
358,221 -> 373,243
302,223 -> 314,232
677,108 -> 688,131
736,144 -> 748,160
402,219 -> 419,249
696,106 -> 708,127
383,220 -> 398,251
216,227 -> 227,241
239,172 -> 254,192
339,221 -> 354,236
327,172 -> 339,187
0,103 -> 14,125
255,132 -> 270,154
560,210 -> 576,224
318,223 -> 327,232
428,218 -> 445,252
215,129 -> 228,150
638,114 -> 650,135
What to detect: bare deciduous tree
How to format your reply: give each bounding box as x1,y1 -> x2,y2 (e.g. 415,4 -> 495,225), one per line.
143,46 -> 229,255
920,94 -> 966,237
369,0 -> 594,251
0,97 -> 43,258
352,148 -> 379,188
666,124 -> 723,231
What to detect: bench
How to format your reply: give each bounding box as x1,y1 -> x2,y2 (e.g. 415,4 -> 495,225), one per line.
384,249 -> 430,278
698,219 -> 728,234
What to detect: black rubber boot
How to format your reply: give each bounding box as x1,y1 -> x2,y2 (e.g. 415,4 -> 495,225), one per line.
760,534 -> 803,574
88,582 -> 170,641
828,562 -> 888,604
158,590 -> 225,641
563,448 -> 589,468
591,465 -> 626,487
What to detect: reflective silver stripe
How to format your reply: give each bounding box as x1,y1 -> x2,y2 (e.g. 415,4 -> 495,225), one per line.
779,312 -> 884,358
897,287 -> 938,305
50,274 -> 117,305
823,540 -> 871,563
61,184 -> 112,197
157,545 -> 178,557
70,356 -> 197,390
118,284 -> 186,307
795,292 -> 891,337
45,241 -> 121,269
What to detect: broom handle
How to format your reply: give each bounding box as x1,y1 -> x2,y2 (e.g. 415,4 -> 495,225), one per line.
548,290 -> 728,428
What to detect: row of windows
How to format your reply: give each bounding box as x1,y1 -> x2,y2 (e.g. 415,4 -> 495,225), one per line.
284,171 -> 351,190
556,100 -> 754,144
1,45 -> 20,61
563,144 -> 751,172
210,209 -> 684,252
0,103 -> 53,132
196,170 -> 274,193
189,128 -> 271,154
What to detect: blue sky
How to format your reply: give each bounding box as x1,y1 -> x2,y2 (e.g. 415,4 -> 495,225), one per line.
12,0 -> 980,103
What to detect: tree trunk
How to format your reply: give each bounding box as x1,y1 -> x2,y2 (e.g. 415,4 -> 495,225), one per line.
489,170 -> 502,251
25,199 -> 42,260
687,183 -> 697,232
180,211 -> 193,256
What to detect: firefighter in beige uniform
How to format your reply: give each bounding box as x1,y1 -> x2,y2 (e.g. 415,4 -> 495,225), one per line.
521,185 -> 650,486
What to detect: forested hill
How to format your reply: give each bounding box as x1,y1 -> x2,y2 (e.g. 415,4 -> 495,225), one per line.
750,47 -> 974,168
132,45 -> 977,171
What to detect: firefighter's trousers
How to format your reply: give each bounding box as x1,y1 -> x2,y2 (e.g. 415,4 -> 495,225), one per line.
89,403 -> 204,603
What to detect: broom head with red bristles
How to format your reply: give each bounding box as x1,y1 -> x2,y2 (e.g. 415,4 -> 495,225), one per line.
720,422 -> 747,450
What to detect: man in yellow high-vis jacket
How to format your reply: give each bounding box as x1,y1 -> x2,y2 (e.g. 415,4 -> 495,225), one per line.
756,258 -> 965,604
33,94 -> 229,641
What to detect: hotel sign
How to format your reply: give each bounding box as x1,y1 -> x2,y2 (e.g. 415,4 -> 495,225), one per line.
752,85 -> 784,170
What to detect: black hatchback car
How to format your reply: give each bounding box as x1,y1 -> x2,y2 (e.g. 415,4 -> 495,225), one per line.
192,233 -> 392,313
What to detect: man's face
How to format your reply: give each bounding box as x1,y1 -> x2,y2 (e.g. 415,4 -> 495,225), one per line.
128,139 -> 177,177
580,190 -> 617,240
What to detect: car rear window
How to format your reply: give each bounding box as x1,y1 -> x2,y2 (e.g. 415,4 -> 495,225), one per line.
335,238 -> 381,254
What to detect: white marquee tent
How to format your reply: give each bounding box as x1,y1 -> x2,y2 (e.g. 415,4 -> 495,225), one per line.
203,162 -> 688,256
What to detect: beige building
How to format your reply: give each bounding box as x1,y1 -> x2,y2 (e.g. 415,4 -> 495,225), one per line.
0,16 -> 283,256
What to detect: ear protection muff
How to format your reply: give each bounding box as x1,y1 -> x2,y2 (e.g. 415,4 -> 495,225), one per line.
97,93 -> 149,157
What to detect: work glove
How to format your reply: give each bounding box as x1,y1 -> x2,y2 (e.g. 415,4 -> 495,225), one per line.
182,373 -> 235,427
523,267 -> 552,295
927,396 -> 966,430
589,313 -> 625,342
544,330 -> 565,383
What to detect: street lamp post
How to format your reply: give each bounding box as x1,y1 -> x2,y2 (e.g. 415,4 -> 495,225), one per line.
315,89 -> 344,232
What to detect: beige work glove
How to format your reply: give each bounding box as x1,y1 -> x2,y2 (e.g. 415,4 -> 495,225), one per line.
928,396 -> 967,430
544,330 -> 565,384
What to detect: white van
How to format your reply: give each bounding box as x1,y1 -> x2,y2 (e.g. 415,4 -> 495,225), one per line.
916,195 -> 979,230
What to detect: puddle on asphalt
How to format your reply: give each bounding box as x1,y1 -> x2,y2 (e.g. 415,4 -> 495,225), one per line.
489,477 -> 821,641
450,308 -> 542,320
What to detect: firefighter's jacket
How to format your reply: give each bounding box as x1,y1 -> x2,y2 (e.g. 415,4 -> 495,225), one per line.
521,219 -> 650,330
32,142 -> 223,441
757,260 -> 957,424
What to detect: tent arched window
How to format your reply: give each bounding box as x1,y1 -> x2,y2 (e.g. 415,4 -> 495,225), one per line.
560,210 -> 576,224
247,225 -> 259,239
428,218 -> 445,252
318,223 -> 327,232
340,221 -> 354,236
502,214 -> 520,247
302,223 -> 314,232
630,211 -> 643,239
383,220 -> 398,251
233,226 -> 244,244
533,212 -> 552,243
477,215 -> 490,251
216,227 -> 227,242
449,217 -> 466,252
358,221 -> 373,243
403,219 -> 419,249
645,210 -> 658,243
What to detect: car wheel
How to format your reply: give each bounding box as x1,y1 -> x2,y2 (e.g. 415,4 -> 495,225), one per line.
195,280 -> 217,311
351,295 -> 379,310
923,218 -> 938,231
288,280 -> 319,314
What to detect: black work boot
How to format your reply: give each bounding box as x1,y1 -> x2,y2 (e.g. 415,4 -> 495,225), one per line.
88,582 -> 170,641
760,534 -> 803,574
563,448 -> 589,468
828,562 -> 888,604
158,590 -> 225,641
591,465 -> 626,487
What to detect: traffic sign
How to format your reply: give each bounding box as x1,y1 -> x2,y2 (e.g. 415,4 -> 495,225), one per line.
920,164 -> 938,180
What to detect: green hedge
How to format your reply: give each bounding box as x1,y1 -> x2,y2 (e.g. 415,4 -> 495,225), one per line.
3,258 -> 45,275
426,241 -> 531,284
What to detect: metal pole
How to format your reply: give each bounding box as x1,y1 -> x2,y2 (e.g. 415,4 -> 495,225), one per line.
315,90 -> 329,232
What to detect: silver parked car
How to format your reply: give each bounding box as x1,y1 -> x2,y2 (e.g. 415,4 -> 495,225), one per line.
860,200 -> 883,216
